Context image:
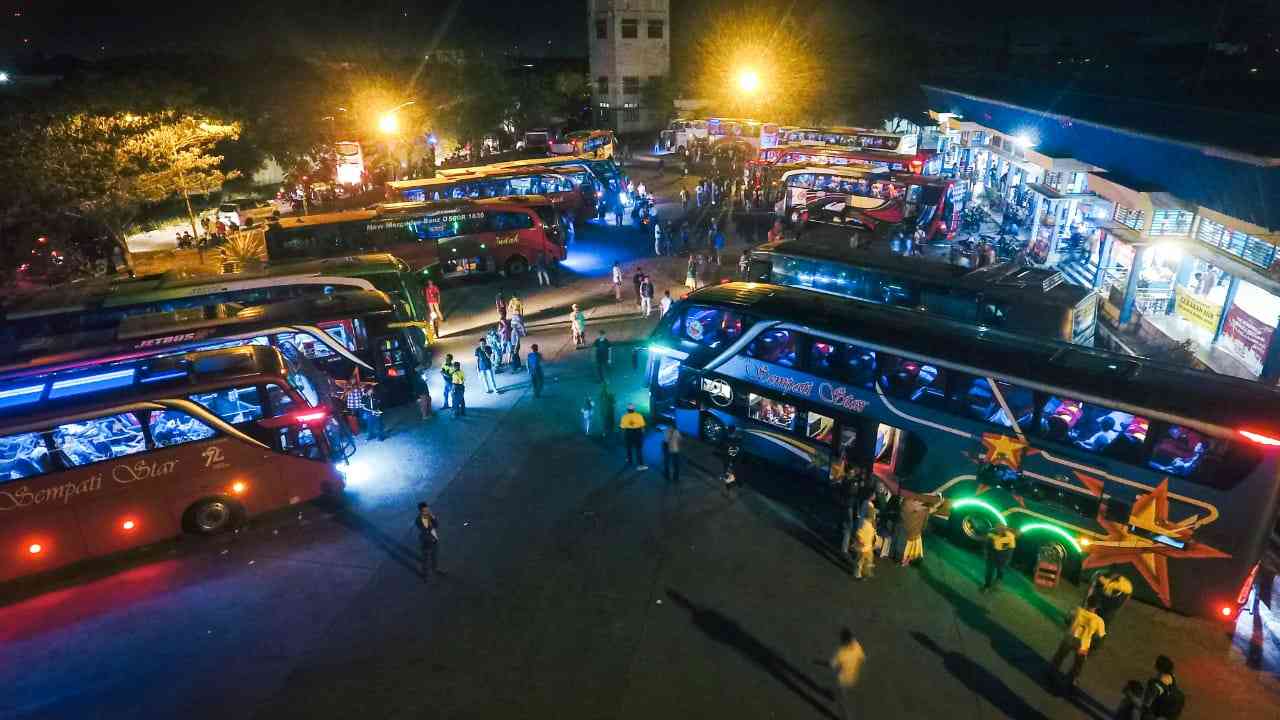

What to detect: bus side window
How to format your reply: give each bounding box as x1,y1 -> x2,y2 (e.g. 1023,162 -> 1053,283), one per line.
807,338 -> 839,378
1037,395 -> 1149,461
878,355 -> 948,409
265,383 -> 297,417
52,414 -> 147,468
149,409 -> 218,448
952,376 -> 1036,429
839,344 -> 878,389
0,431 -> 53,480
189,386 -> 265,425
746,329 -> 799,368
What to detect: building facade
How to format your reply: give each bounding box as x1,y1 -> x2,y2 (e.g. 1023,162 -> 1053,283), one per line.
587,0 -> 669,135
925,85 -> 1280,383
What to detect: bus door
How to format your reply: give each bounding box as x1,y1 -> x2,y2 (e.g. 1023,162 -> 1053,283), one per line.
872,422 -> 916,494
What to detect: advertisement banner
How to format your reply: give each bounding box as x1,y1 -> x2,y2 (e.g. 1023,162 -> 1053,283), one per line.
1174,286 -> 1222,333
1219,304 -> 1274,375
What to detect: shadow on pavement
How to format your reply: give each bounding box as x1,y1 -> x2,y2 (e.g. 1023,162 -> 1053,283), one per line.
665,588 -> 839,720
331,508 -> 422,578
912,631 -> 1053,720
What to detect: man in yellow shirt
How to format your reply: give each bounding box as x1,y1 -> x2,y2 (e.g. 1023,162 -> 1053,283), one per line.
449,362 -> 466,417
830,627 -> 865,720
1050,598 -> 1106,689
619,403 -> 647,469
982,526 -> 1017,592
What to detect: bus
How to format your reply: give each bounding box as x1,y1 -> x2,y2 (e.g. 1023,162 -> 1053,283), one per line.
745,240 -> 1099,345
388,166 -> 595,222
265,198 -> 565,279
448,153 -> 626,196
659,119 -> 708,158
757,143 -> 928,175
334,141 -> 365,186
563,129 -> 616,158
647,283 -> 1280,619
771,165 -> 958,244
0,254 -> 426,349
777,127 -> 919,156
0,344 -> 352,584
0,291 -> 428,406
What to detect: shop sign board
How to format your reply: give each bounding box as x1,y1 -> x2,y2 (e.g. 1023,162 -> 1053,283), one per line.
1174,286 -> 1222,333
1220,304 -> 1274,375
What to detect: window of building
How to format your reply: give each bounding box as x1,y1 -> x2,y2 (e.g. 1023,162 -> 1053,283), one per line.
190,386 -> 264,425
1113,204 -> 1145,231
1149,209 -> 1193,237
1197,217 -> 1278,269
595,18 -> 608,39
647,19 -> 664,38
0,432 -> 51,480
746,329 -> 799,367
620,18 -> 638,38
53,413 -> 147,467
748,393 -> 796,431
596,76 -> 608,96
878,355 -> 948,410
622,76 -> 640,95
623,105 -> 640,122
1037,395 -> 1149,461
149,409 -> 217,448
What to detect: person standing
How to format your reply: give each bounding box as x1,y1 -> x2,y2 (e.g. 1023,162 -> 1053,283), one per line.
640,274 -> 654,317
686,255 -> 699,291
1049,598 -> 1106,690
712,226 -> 726,265
527,343 -> 544,398
695,182 -> 704,209
1085,570 -> 1133,648
662,424 -> 682,483
475,340 -> 498,393
507,293 -> 524,326
565,215 -> 576,246
659,290 -> 673,317
620,403 -> 647,469
612,262 -> 624,302
450,361 -> 466,417
571,304 -> 587,348
425,280 -> 444,322
897,494 -> 941,566
829,628 -> 866,720
680,186 -> 689,212
413,367 -> 433,420
534,252 -> 551,287
653,222 -> 663,257
439,353 -> 454,410
415,502 -> 441,580
632,267 -> 644,307
982,525 -> 1017,592
853,514 -> 878,580
1119,655 -> 1185,720
593,330 -> 611,382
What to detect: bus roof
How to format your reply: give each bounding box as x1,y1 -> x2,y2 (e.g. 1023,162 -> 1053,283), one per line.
754,239 -> 1093,305
390,165 -> 579,189
776,164 -> 948,186
0,345 -> 290,429
681,282 -> 1280,434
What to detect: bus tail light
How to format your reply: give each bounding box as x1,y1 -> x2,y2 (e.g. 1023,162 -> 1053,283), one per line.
294,410 -> 329,424
1237,429 -> 1280,446
27,543 -> 43,555
231,481 -> 248,495
121,519 -> 137,531
1220,606 -> 1234,618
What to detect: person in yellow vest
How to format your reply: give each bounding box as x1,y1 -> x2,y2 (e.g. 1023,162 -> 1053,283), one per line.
1085,570 -> 1133,649
982,525 -> 1017,592
619,403 -> 647,469
449,361 -> 466,417
829,627 -> 866,720
1049,598 -> 1106,690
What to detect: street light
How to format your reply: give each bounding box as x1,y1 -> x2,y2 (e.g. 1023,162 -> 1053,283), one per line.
0,72 -> 10,84
737,69 -> 760,95
378,100 -> 416,136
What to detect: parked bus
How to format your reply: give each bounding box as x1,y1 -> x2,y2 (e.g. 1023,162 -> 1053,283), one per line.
0,291 -> 427,405
777,127 -> 919,156
757,143 -> 928,175
334,141 -> 365,186
265,198 -> 565,279
0,344 -> 352,584
770,165 -> 958,243
563,129 -> 616,158
447,153 -> 626,196
659,119 -> 708,159
746,240 -> 1099,345
388,166 -> 594,222
0,255 -> 426,349
648,283 -> 1280,619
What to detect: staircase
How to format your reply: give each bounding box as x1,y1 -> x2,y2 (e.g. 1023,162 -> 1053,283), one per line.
1057,257 -> 1098,289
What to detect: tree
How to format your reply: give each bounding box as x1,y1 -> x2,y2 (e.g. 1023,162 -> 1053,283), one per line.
0,108 -> 240,265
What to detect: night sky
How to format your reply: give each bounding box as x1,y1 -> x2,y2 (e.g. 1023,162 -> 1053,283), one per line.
0,0 -> 1244,63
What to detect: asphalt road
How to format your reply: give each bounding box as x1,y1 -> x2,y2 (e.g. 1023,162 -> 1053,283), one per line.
2,167 -> 1278,720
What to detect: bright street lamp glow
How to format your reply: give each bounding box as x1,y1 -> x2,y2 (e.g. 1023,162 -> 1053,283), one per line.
378,113 -> 399,135
0,72 -> 10,83
737,69 -> 760,94
1014,132 -> 1037,149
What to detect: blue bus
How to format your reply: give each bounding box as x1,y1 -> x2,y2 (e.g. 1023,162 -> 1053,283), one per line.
647,282 -> 1280,619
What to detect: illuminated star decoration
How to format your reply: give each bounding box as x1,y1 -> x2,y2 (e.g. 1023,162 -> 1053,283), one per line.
1082,479 -> 1227,608
980,432 -> 1032,470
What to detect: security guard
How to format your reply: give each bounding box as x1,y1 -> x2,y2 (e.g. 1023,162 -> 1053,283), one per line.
982,525 -> 1017,592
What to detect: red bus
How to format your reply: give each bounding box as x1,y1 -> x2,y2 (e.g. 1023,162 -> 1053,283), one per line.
771,165 -> 958,243
388,165 -> 596,222
265,198 -> 565,279
755,143 -> 929,176
0,344 -> 351,584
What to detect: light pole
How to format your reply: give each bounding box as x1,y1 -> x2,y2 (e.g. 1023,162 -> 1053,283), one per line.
378,101 -> 416,181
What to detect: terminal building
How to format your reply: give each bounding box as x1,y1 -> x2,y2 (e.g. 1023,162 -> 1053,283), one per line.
924,82 -> 1280,384
587,0 -> 670,134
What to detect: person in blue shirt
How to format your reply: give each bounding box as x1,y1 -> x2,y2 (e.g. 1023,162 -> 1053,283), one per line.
527,343 -> 544,398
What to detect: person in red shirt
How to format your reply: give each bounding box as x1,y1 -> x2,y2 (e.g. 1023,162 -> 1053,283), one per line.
767,218 -> 784,244
425,280 -> 443,323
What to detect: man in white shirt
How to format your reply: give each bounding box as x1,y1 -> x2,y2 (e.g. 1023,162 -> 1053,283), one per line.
611,262 -> 623,301
659,290 -> 673,317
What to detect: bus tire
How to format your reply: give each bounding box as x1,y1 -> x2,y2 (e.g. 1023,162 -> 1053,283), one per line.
505,256 -> 529,276
700,413 -> 727,445
949,509 -> 997,546
185,497 -> 241,535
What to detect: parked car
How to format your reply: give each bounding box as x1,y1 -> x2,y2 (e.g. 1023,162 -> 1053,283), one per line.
522,130 -> 551,155
216,198 -> 274,228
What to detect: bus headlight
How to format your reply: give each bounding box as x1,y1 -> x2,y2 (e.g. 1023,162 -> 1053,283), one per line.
337,459 -> 370,487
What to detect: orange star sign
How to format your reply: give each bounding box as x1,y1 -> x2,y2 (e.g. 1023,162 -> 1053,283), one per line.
980,432 -> 1028,470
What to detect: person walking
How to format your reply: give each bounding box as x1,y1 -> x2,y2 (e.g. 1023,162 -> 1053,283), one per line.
982,525 -> 1018,592
712,226 -> 726,265
829,628 -> 866,720
450,361 -> 466,417
1049,598 -> 1106,691
507,293 -> 524,326
565,215 -> 575,246
1085,570 -> 1133,648
632,267 -> 644,307
494,291 -> 508,321
721,428 -> 742,492
612,262 -> 624,301
534,252 -> 551,287
620,403 -> 647,469
413,367 -> 433,419
475,340 -> 498,393
679,186 -> 689,212
571,304 -> 587,348
685,255 -> 698,291
640,274 -> 654,317
439,353 -> 454,410
425,280 -> 444,322
581,397 -> 595,436
1117,655 -> 1185,720
694,182 -> 703,209
659,289 -> 673,317
527,343 -> 545,398
853,514 -> 878,580
680,223 -> 690,254
593,329 -> 611,382
415,502 -> 441,580
662,424 -> 682,483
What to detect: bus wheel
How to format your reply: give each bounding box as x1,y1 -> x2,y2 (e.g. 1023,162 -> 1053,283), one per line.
186,498 -> 240,535
701,414 -> 727,444
505,256 -> 529,276
949,509 -> 996,545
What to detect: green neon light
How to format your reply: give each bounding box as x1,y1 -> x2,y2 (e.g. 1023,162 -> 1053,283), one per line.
951,498 -> 1007,526
1019,523 -> 1082,554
